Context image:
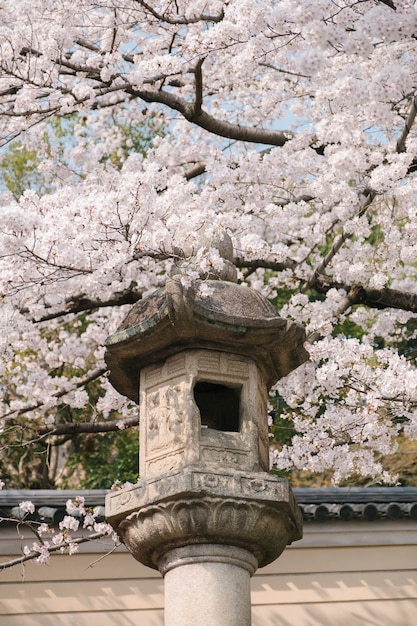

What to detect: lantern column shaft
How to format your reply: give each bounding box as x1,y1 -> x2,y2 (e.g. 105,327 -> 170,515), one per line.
159,544 -> 257,626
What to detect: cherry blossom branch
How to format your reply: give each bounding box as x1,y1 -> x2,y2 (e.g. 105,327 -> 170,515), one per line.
1,368 -> 107,420
1,29 -> 294,150
304,92 -> 417,291
129,84 -> 293,146
30,252 -> 295,323
306,281 -> 417,344
0,531 -> 107,571
302,191 -> 376,292
133,0 -> 225,24
38,416 -> 139,437
306,286 -> 366,344
35,290 -> 143,322
20,247 -> 93,276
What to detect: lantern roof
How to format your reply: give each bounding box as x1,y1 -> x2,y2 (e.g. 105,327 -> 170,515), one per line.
104,232 -> 308,403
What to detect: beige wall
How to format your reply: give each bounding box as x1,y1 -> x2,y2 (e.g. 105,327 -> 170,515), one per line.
1,521 -> 417,625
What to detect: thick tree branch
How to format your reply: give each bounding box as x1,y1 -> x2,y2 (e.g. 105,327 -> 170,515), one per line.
314,281 -> 417,314
129,85 -> 293,146
39,416 -> 139,437
189,108 -> 292,145
184,162 -> 206,180
192,57 -> 205,116
234,255 -> 297,272
396,95 -> 417,154
133,0 -> 224,24
343,285 -> 417,314
378,0 -> 396,10
35,290 -> 143,322
273,194 -> 315,207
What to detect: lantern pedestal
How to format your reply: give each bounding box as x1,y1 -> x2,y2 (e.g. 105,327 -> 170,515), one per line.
106,467 -> 302,569
106,467 -> 302,625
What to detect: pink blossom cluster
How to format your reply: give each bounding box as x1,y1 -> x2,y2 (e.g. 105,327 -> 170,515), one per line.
6,496 -> 117,567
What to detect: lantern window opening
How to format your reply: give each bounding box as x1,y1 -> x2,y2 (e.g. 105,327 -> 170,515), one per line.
193,381 -> 241,433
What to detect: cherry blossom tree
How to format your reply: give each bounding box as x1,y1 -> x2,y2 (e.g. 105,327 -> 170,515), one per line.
2,0 -> 417,565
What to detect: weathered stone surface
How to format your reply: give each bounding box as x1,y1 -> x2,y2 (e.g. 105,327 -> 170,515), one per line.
106,467 -> 298,522
161,545 -> 256,626
105,467 -> 302,569
115,496 -> 300,570
136,349 -> 269,477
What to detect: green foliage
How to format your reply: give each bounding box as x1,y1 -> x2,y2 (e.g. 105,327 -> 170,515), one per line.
63,428 -> 139,489
0,114 -> 79,198
101,111 -> 166,169
0,420 -> 53,489
366,222 -> 385,247
0,110 -> 167,199
398,317 -> 417,364
0,143 -> 44,199
332,312 -> 365,341
269,285 -> 295,309
269,394 -> 297,447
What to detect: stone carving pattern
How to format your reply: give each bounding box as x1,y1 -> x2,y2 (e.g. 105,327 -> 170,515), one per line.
198,352 -> 221,372
147,450 -> 185,475
226,358 -> 249,377
167,354 -> 186,375
200,447 -> 246,466
147,384 -> 185,451
117,496 -> 297,570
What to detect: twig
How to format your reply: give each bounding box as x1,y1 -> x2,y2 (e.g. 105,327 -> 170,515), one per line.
0,532 -> 108,571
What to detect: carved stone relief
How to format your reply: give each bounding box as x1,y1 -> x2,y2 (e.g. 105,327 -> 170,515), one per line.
117,495 -> 300,570
147,385 -> 185,451
105,467 -> 303,551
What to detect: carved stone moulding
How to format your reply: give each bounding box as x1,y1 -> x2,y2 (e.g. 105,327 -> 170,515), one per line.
106,466 -> 301,526
117,495 -> 299,570
106,467 -> 302,570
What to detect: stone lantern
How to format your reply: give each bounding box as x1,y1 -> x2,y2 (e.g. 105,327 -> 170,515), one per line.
105,232 -> 308,626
